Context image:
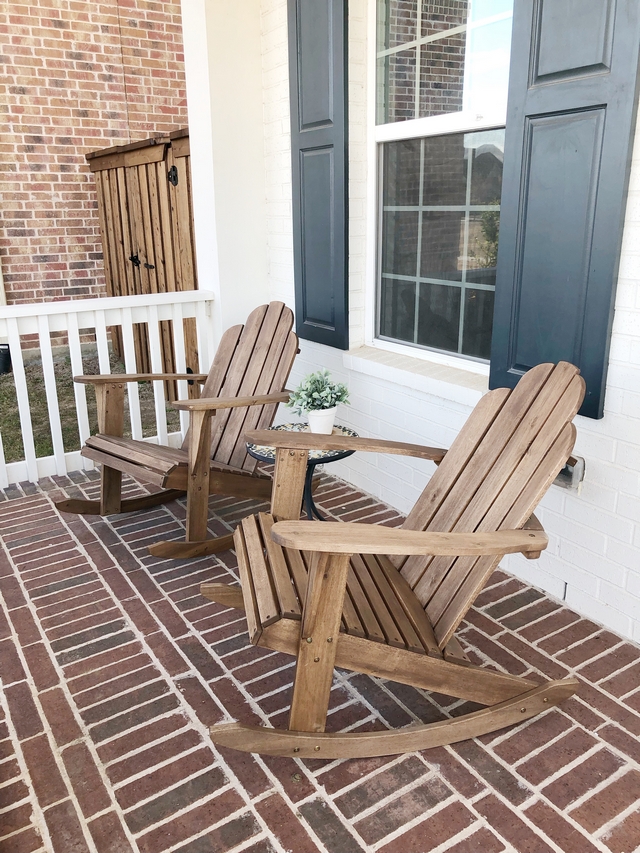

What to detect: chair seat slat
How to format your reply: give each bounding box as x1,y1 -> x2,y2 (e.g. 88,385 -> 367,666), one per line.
241,515 -> 280,628
259,513 -> 301,619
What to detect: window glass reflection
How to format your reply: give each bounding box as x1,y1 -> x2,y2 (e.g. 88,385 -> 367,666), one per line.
377,0 -> 513,124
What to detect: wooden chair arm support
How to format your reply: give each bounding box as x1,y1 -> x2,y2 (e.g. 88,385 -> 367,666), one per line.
172,391 -> 291,412
74,373 -> 209,384
271,521 -> 549,557
245,430 -> 447,463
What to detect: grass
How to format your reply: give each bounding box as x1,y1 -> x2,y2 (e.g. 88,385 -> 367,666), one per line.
0,351 -> 181,464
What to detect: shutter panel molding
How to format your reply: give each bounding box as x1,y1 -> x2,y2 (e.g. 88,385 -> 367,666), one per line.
490,0 -> 640,419
288,0 -> 349,349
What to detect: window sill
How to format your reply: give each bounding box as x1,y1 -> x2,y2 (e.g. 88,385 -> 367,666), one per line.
343,346 -> 488,408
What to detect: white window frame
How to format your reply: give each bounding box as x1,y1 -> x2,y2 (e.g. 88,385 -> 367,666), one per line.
364,0 -> 513,376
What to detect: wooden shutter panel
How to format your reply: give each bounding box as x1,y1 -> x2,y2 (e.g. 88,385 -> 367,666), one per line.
489,0 -> 640,419
288,0 -> 349,349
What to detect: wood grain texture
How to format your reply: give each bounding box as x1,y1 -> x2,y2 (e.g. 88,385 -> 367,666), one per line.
55,490 -> 185,517
289,551 -> 350,732
199,583 -> 245,610
241,515 -> 279,628
75,373 -> 208,384
172,391 -> 290,411
270,521 -> 548,556
271,447 -> 308,521
67,302 -> 297,559
245,430 -> 447,462
209,679 -> 578,758
185,409 -> 212,542
259,620 -> 537,706
234,525 -> 262,645
95,383 -> 125,515
148,533 -> 235,559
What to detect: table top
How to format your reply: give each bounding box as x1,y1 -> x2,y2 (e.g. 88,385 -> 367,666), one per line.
246,422 -> 358,463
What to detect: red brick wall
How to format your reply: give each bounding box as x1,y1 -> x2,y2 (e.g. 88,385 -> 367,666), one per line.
0,0 -> 188,305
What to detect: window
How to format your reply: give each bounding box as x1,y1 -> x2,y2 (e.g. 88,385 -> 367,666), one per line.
374,0 -> 513,361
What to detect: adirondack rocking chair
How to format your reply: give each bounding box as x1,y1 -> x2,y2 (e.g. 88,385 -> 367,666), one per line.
201,362 -> 585,758
55,302 -> 298,559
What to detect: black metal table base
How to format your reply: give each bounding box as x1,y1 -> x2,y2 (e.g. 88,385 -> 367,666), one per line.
303,462 -> 325,520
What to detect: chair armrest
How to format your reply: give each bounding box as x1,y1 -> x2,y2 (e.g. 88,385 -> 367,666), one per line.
271,520 -> 548,557
74,373 -> 209,384
172,391 -> 290,411
245,430 -> 446,463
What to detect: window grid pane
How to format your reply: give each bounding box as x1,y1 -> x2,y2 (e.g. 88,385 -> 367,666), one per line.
378,130 -> 503,360
376,1 -> 513,124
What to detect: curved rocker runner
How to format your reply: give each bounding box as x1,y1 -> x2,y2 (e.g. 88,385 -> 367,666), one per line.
201,362 -> 586,758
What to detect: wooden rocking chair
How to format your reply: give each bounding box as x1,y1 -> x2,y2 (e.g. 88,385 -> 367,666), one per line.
201,362 -> 585,758
55,302 -> 298,559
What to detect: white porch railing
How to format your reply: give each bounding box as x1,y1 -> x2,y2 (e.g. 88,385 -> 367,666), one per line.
0,291 -> 216,488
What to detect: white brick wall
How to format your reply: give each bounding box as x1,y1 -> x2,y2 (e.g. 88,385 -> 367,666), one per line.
257,0 -> 640,643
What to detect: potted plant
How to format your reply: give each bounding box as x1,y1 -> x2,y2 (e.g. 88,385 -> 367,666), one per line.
287,369 -> 349,433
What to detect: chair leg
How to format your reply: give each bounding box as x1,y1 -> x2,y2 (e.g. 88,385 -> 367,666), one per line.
96,382 -> 125,515
100,465 -> 122,515
289,552 -> 350,732
147,408 -> 237,559
186,409 -> 212,543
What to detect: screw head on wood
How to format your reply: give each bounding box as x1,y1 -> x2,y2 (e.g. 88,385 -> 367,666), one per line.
314,746 -> 320,752
293,747 -> 300,753
306,637 -> 312,643
314,657 -> 320,662
520,707 -> 526,713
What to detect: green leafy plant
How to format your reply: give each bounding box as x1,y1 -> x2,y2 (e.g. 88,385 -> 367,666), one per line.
287,369 -> 349,415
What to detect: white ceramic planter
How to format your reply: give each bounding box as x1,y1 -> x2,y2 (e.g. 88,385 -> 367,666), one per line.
307,406 -> 337,434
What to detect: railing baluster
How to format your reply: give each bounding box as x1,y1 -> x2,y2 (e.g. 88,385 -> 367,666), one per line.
171,302 -> 189,437
6,317 -> 39,482
120,308 -> 143,440
66,312 -> 92,459
94,311 -> 111,374
195,298 -> 213,373
38,314 -> 66,475
146,304 -> 168,445
0,426 -> 8,490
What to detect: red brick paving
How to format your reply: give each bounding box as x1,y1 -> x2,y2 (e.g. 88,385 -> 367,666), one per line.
0,472 -> 639,853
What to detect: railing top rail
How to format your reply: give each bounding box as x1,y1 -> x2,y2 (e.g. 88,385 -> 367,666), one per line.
0,290 -> 215,320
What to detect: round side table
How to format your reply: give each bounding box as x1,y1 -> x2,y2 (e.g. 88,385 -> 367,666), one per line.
246,422 -> 358,520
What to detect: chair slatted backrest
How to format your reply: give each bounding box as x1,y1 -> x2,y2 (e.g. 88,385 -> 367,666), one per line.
396,362 -> 585,649
181,302 -> 298,472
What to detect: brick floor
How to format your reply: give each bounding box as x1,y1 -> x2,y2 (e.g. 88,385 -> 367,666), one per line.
0,472 -> 639,853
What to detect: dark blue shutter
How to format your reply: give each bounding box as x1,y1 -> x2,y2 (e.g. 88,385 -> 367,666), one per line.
288,0 -> 349,349
490,0 -> 640,418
